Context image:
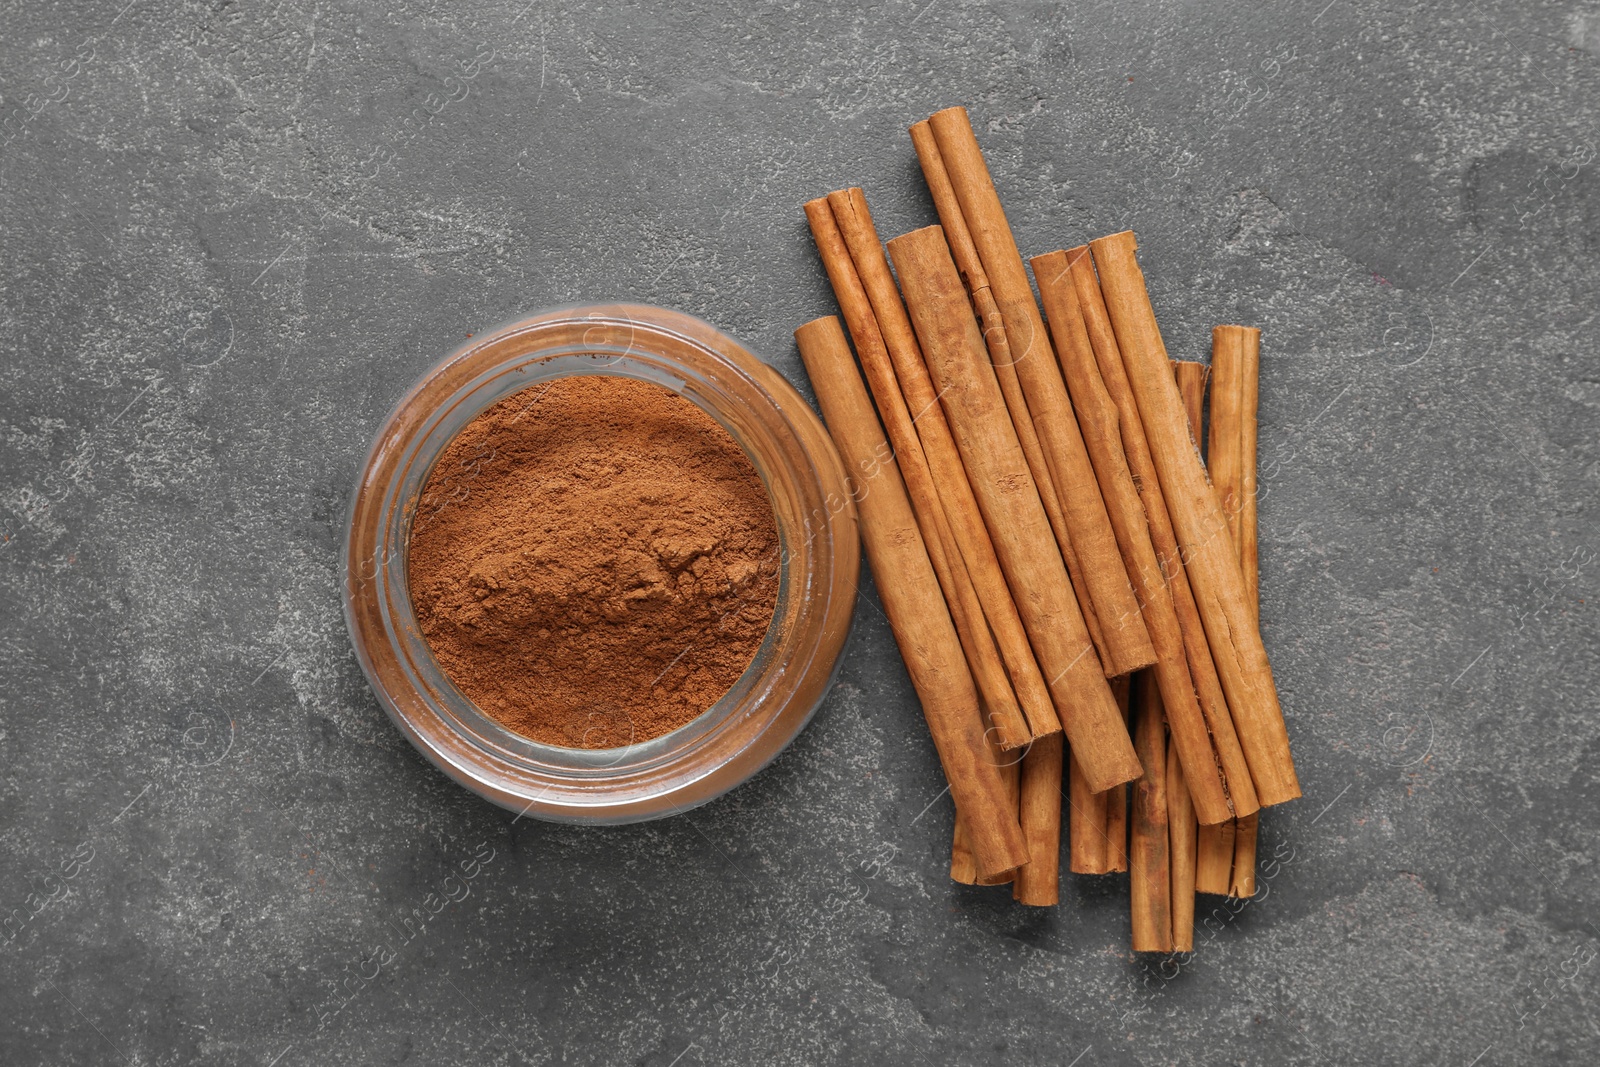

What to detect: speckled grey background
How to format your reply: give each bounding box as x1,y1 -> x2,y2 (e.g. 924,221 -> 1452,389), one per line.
3,0 -> 1597,1063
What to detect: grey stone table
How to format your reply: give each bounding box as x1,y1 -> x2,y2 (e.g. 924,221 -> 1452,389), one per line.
3,1 -> 1597,1063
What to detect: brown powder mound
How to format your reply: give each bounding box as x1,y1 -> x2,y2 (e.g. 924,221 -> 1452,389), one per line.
406,374 -> 780,748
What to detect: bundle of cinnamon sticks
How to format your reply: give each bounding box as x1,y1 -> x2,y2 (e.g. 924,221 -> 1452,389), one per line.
795,106 -> 1298,951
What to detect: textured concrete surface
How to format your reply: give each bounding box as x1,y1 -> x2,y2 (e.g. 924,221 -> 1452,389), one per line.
3,0 -> 1597,1063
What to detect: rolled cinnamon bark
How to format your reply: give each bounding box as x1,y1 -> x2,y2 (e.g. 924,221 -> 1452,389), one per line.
1229,813 -> 1260,899
1130,672 -> 1173,953
977,867 -> 1016,886
1174,356 -> 1244,896
1195,820 -> 1237,895
1173,359 -> 1210,471
822,187 -> 1060,741
1167,737 -> 1197,951
1240,328 -> 1261,620
1068,248 -> 1259,822
796,316 -> 1028,878
1104,675 -> 1130,873
1212,324 -> 1266,897
1209,327 -> 1245,551
1014,735 -> 1064,905
1091,231 -> 1300,807
919,111 -> 1154,677
1033,251 -> 1234,827
952,771 -> 1016,886
975,758 -> 1022,886
1105,787 -> 1129,873
1231,331 -> 1263,900
804,196 -> 1033,750
950,818 -> 977,884
886,226 -> 1142,793
1067,749 -> 1109,874
955,745 -> 1023,885
909,122 -> 1114,665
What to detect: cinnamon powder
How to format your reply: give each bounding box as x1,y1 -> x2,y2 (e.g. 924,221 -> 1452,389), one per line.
407,375 -> 780,748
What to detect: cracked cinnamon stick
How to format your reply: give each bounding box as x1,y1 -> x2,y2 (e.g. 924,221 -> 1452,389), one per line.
1229,812 -> 1261,899
804,196 -> 1033,750
796,316 -> 1028,879
1091,231 -> 1300,807
1033,250 -> 1235,827
1065,247 -> 1258,823
917,112 -> 1154,677
886,225 -> 1142,793
1174,358 -> 1209,484
821,187 -> 1060,742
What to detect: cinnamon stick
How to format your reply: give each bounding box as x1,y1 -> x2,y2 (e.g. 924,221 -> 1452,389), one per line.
975,758 -> 1022,886
1176,355 -> 1243,898
1195,819 -> 1236,896
1129,672 -> 1173,952
1066,247 -> 1259,823
1158,356 -> 1203,927
1091,231 -> 1300,807
1167,736 -> 1197,951
886,226 -> 1142,793
916,113 -> 1154,677
1208,327 -> 1244,552
796,316 -> 1028,878
804,196 -> 1033,749
950,818 -> 977,884
1173,359 -> 1210,468
1231,334 -> 1263,901
1104,675 -> 1131,873
1237,326 -> 1262,620
1229,813 -> 1260,899
1105,784 -> 1129,873
822,187 -> 1060,741
1067,749 -> 1109,874
1212,324 -> 1265,898
1014,735 -> 1064,905
910,122 -> 1113,666
954,738 -> 1025,884
1033,251 -> 1235,827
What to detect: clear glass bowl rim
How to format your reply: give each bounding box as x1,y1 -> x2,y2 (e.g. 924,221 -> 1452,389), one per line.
341,304 -> 860,824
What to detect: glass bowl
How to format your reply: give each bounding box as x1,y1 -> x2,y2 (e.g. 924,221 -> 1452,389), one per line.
342,305 -> 860,824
